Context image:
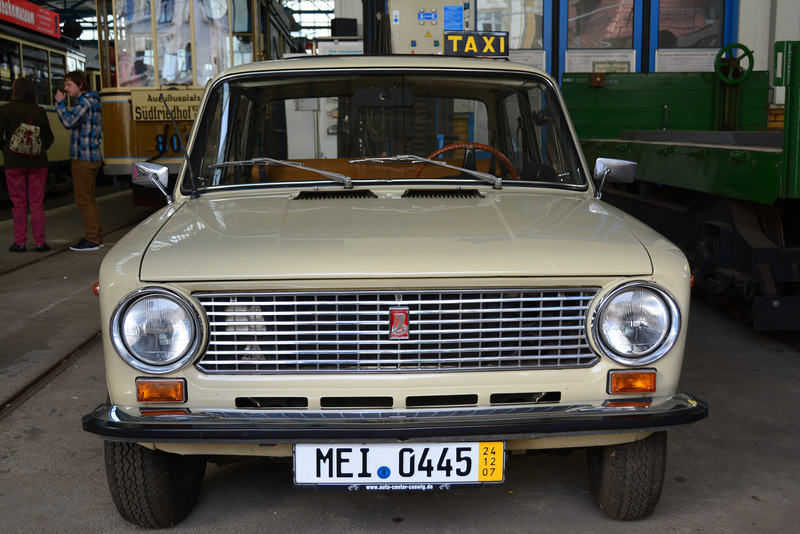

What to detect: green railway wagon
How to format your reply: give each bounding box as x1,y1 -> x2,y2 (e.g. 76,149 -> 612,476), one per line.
565,42 -> 800,331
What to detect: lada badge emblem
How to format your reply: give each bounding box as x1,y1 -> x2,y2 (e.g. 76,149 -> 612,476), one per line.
389,308 -> 410,339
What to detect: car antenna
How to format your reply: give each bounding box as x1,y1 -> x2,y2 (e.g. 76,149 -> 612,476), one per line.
159,93 -> 199,199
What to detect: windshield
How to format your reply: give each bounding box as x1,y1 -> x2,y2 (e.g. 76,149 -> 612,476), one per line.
185,68 -> 585,192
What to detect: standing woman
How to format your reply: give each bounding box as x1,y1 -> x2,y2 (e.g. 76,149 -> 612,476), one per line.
2,77 -> 55,252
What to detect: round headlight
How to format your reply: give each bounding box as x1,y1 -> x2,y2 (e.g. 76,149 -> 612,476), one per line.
593,283 -> 680,366
112,289 -> 202,373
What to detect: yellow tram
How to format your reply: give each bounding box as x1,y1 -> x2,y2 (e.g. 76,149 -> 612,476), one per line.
94,0 -> 300,179
0,14 -> 87,194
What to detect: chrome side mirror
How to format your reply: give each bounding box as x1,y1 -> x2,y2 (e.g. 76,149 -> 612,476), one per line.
592,158 -> 637,200
132,162 -> 173,204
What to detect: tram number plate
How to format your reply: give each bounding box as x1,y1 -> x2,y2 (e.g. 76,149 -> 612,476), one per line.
294,442 -> 504,488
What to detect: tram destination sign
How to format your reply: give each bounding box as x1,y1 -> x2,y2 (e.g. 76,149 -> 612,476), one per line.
0,0 -> 60,39
131,90 -> 204,122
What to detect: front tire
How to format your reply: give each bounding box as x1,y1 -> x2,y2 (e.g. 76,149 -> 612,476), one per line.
104,440 -> 206,528
587,432 -> 667,520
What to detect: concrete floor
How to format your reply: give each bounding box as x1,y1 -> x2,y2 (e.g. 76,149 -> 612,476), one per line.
0,191 -> 798,532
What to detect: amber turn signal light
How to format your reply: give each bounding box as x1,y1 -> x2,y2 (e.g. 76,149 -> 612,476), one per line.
93,282 -> 99,296
608,370 -> 656,394
136,378 -> 186,403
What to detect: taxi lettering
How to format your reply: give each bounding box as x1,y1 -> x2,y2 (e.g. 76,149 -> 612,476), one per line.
444,31 -> 508,57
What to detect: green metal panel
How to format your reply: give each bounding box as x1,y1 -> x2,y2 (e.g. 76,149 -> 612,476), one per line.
581,139 -> 784,205
562,72 -> 769,139
774,41 -> 800,199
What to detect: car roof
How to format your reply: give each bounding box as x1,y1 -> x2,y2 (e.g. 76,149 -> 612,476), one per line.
213,54 -> 552,83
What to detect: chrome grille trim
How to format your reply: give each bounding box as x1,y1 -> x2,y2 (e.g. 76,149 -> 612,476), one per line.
194,289 -> 600,374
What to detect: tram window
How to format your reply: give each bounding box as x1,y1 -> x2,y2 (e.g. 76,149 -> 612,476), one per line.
194,3 -> 231,85
0,38 -> 21,101
116,0 -> 156,87
52,53 -> 66,100
22,45 -> 50,105
568,0 -> 634,49
658,0 -> 724,48
159,38 -> 192,84
233,36 -> 252,66
232,0 -> 252,33
158,0 -> 193,85
67,55 -> 81,72
118,39 -> 155,87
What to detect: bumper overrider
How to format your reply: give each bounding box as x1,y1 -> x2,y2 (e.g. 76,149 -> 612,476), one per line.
82,392 -> 707,443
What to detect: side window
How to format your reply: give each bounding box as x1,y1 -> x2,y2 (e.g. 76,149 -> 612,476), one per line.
502,86 -> 583,184
0,38 -> 20,101
193,85 -> 277,188
22,45 -> 50,105
194,86 -> 241,185
220,94 -> 257,183
285,98 -> 324,159
51,53 -> 66,101
533,88 -> 583,184
502,94 -> 524,170
265,99 -> 288,159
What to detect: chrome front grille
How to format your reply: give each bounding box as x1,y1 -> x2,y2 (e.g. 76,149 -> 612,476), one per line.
194,289 -> 600,374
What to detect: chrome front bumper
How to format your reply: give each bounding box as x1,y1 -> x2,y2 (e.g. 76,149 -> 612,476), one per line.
83,392 -> 707,444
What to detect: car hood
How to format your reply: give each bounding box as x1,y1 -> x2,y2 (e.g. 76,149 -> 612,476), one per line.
139,191 -> 653,281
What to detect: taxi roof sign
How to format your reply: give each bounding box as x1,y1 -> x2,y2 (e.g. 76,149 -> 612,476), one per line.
444,31 -> 509,58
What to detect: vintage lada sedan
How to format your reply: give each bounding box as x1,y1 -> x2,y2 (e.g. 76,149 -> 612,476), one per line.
83,55 -> 707,528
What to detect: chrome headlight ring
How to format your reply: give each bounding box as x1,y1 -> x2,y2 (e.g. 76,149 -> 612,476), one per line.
110,288 -> 204,374
591,282 -> 681,366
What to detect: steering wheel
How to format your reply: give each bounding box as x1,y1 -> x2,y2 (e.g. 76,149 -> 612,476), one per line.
415,142 -> 519,180
714,43 -> 754,85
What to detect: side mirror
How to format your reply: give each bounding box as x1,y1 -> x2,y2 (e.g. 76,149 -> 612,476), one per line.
132,162 -> 173,204
592,158 -> 637,199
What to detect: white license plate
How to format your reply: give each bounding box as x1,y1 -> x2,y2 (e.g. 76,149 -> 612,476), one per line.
294,442 -> 504,488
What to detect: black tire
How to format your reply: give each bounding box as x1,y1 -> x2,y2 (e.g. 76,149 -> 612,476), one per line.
587,432 -> 667,520
104,440 -> 206,528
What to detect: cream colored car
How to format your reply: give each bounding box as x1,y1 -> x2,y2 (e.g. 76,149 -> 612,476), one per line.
83,55 -> 707,528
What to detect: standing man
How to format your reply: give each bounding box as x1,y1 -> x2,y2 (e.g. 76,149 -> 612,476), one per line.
55,70 -> 104,251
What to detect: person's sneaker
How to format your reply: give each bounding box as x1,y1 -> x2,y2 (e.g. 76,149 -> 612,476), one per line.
8,243 -> 26,252
70,239 -> 101,251
35,243 -> 51,252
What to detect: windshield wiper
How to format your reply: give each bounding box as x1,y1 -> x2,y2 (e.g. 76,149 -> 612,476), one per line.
209,157 -> 352,189
350,155 -> 502,189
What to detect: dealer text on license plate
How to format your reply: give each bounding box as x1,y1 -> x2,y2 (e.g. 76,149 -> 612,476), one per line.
294,442 -> 504,488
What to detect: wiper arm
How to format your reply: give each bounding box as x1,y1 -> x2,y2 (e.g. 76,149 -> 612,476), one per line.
210,157 -> 353,189
351,155 -> 501,189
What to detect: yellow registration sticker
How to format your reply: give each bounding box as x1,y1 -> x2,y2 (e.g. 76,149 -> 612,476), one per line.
478,442 -> 504,482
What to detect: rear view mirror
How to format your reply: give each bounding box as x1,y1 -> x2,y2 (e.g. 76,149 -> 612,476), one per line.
593,158 -> 637,199
354,86 -> 414,108
133,162 -> 173,204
